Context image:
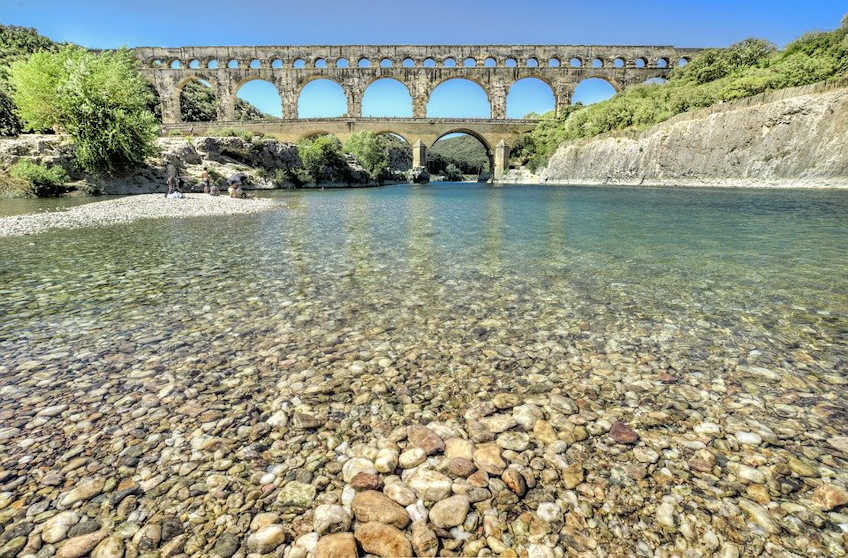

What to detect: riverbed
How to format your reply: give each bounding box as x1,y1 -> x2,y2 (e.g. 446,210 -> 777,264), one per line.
0,183 -> 846,557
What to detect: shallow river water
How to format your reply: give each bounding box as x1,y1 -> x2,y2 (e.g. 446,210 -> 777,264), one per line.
0,183 -> 847,557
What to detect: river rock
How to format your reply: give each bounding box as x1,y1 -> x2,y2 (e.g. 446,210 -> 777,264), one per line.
398,448 -> 427,468
445,438 -> 474,461
314,504 -> 351,534
342,458 -> 377,483
211,533 -> 240,558
429,495 -> 470,528
351,490 -> 410,528
354,522 -> 412,558
374,448 -> 399,473
246,524 -> 286,554
473,443 -> 506,474
278,481 -> 315,508
59,477 -> 104,507
411,521 -> 439,557
56,529 -> 108,558
91,535 -> 123,558
812,483 -> 848,510
609,422 -> 639,444
407,469 -> 452,501
407,425 -> 445,455
314,532 -> 357,558
42,511 -> 80,544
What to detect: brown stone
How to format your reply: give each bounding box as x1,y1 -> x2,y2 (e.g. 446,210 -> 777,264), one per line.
314,533 -> 357,558
468,469 -> 489,488
561,462 -> 584,489
350,472 -> 383,491
609,421 -> 639,444
354,522 -> 412,558
351,490 -> 410,528
473,443 -> 506,475
447,457 -> 476,477
501,468 -> 527,496
411,521 -> 438,557
812,483 -> 848,510
407,425 -> 445,455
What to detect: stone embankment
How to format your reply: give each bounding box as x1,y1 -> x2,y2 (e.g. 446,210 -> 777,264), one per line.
502,81 -> 848,188
0,194 -> 281,237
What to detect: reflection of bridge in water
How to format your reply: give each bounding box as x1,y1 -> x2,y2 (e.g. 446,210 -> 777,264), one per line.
134,43 -> 702,178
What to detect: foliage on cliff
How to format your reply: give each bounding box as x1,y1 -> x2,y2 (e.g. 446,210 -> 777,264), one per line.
0,25 -> 57,136
516,15 -> 848,170
179,80 -> 270,122
8,160 -> 69,197
10,46 -> 159,172
343,131 -> 389,180
297,135 -> 352,184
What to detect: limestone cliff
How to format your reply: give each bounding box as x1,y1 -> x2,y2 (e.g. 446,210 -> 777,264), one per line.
502,82 -> 848,188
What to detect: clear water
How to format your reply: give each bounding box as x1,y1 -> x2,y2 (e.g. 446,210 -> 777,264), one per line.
1,182 -> 846,395
0,195 -> 120,217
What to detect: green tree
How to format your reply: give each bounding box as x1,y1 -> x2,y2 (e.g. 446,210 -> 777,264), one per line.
297,135 -> 348,184
343,130 -> 388,180
0,25 -> 57,136
11,45 -> 159,172
443,163 -> 463,181
179,79 -> 270,122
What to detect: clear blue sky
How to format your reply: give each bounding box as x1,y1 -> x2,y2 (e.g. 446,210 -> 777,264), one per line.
5,0 -> 846,121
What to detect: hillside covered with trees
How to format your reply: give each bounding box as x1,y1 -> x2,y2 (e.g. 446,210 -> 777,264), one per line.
512,14 -> 848,170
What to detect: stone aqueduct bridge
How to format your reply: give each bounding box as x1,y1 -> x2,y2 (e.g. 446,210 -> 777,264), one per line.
135,44 -> 701,178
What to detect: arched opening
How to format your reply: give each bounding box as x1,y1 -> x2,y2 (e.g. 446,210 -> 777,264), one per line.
362,78 -> 412,117
635,58 -> 646,68
208,59 -> 219,69
294,59 -> 305,69
505,58 -> 517,67
271,59 -> 283,69
592,58 -> 603,68
429,132 -> 491,181
377,133 -> 412,172
380,58 -> 393,67
227,59 -> 238,69
548,58 -> 560,67
336,58 -> 349,68
298,79 -> 347,118
443,57 -> 456,67
484,57 -> 497,67
250,59 -> 261,69
427,79 -> 490,118
315,58 -> 327,68
506,78 -> 555,119
613,58 -> 625,68
678,57 -> 689,67
179,78 -> 218,122
152,59 -> 164,68
423,58 -> 436,67
570,57 -> 582,68
526,57 -> 539,67
657,58 -> 669,68
464,57 -> 477,67
235,80 -> 282,119
644,77 -> 668,85
572,78 -> 616,105
402,58 -> 415,68
170,60 -> 182,69
189,59 -> 200,69
358,58 -> 371,68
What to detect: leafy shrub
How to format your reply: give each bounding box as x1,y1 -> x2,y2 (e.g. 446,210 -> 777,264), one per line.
11,46 -> 158,173
343,131 -> 388,180
297,135 -> 348,184
443,163 -> 463,181
8,160 -> 69,196
0,25 -> 57,136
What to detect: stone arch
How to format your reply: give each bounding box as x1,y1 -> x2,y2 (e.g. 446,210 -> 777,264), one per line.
361,78 -> 413,117
443,57 -> 457,67
572,77 -> 618,105
296,78 -> 348,118
429,130 -> 494,178
314,58 -> 328,68
178,76 -> 219,122
234,78 -> 283,119
426,77 -> 491,118
506,77 -> 556,119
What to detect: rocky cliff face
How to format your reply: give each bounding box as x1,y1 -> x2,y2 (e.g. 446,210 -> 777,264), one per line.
0,136 -> 380,195
503,83 -> 848,188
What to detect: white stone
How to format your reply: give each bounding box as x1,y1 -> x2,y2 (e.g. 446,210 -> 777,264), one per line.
341,457 -> 376,483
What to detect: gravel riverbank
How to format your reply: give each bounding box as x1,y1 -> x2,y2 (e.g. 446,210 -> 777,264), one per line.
0,194 -> 283,237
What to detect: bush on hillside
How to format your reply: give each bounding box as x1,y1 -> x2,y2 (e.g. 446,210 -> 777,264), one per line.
8,160 -> 69,197
0,25 -> 57,136
297,135 -> 349,184
343,131 -> 388,180
514,16 -> 848,169
11,46 -> 159,173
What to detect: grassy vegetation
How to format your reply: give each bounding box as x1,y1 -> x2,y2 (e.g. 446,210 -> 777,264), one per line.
515,15 -> 848,170
208,128 -> 267,141
7,160 -> 69,197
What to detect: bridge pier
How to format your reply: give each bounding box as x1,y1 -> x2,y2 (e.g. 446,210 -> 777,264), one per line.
412,140 -> 427,168
493,140 -> 509,181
